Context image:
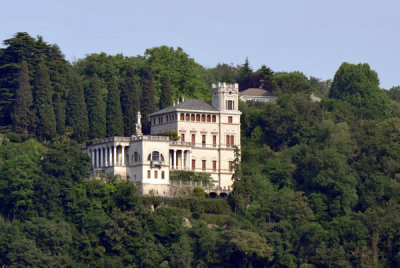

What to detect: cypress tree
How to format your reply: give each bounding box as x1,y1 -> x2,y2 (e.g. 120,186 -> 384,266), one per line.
106,76 -> 124,136
141,66 -> 156,134
159,72 -> 172,109
66,72 -> 88,142
87,74 -> 106,139
34,61 -> 56,141
121,66 -> 138,136
11,61 -> 34,139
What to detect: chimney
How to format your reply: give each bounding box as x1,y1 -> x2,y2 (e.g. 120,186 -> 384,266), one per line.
173,100 -> 175,106
177,98 -> 180,105
182,96 -> 185,102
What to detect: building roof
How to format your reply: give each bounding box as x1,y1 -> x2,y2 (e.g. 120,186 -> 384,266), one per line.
150,99 -> 218,116
239,88 -> 275,97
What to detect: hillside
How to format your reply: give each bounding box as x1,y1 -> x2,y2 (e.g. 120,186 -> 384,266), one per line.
1,32 -> 400,267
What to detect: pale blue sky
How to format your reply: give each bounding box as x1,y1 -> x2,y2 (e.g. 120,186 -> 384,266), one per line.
1,0 -> 399,89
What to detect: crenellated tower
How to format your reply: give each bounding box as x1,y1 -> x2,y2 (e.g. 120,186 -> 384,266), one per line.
211,82 -> 239,111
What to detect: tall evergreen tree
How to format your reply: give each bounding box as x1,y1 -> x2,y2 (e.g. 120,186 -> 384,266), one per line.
11,61 -> 33,139
33,61 -> 56,141
121,66 -> 138,136
106,76 -> 124,136
159,72 -> 172,109
141,66 -> 156,134
86,74 -> 106,139
66,72 -> 88,142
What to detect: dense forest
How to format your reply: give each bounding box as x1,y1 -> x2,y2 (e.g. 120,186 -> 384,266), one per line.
2,32 -> 400,267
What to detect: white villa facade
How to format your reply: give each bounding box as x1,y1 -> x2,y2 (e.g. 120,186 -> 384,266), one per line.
84,82 -> 241,197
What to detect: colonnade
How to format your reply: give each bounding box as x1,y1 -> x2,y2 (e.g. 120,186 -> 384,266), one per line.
89,145 -> 128,169
169,149 -> 192,170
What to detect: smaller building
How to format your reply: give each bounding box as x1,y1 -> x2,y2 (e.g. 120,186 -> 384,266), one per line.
239,88 -> 277,103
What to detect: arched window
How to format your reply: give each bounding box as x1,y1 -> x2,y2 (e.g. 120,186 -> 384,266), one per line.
152,151 -> 160,161
180,113 -> 184,121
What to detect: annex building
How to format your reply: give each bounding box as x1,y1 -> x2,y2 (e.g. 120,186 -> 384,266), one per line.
84,83 -> 241,197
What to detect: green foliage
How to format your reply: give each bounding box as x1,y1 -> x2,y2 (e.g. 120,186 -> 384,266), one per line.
159,72 -> 173,109
106,76 -> 124,136
272,72 -> 313,95
194,187 -> 206,198
329,62 -> 391,117
145,46 -> 209,100
66,72 -> 88,142
141,65 -> 156,134
33,61 -> 57,141
86,73 -> 106,139
11,61 -> 34,139
121,66 -> 139,136
170,170 -> 214,186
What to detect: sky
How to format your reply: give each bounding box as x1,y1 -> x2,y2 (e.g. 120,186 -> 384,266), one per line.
1,0 -> 399,89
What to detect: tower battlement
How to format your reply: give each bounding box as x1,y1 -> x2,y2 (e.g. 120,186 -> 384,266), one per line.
211,82 -> 239,90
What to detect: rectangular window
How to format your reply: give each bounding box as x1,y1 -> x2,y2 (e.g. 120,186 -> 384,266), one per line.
202,135 -> 206,147
153,118 -> 156,125
227,100 -> 233,110
191,114 -> 195,121
230,135 -> 234,146
207,115 -> 211,122
229,161 -> 233,171
147,170 -> 151,178
186,114 -> 190,121
180,113 -> 184,121
202,160 -> 206,170
213,160 -> 217,171
192,159 -> 196,170
154,170 -> 158,179
181,134 -> 185,142
161,171 -> 165,179
212,115 -> 216,122
226,135 -> 230,145
228,116 -> 233,123
213,135 -> 217,147
201,114 -> 205,122
191,134 -> 195,145
196,114 -> 200,121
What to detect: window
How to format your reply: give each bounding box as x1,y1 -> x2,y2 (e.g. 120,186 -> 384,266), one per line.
181,133 -> 185,142
134,152 -> 140,162
201,114 -> 205,122
147,170 -> 151,178
191,134 -> 195,145
227,100 -> 234,110
226,135 -> 230,145
196,114 -> 200,121
191,114 -> 195,121
213,135 -> 217,147
207,115 -> 211,122
202,135 -> 206,147
180,113 -> 184,121
213,160 -> 217,171
212,115 -> 216,122
154,170 -> 158,179
186,114 -> 190,121
202,160 -> 206,170
192,159 -> 196,170
153,118 -> 156,125
161,171 -> 165,179
152,151 -> 160,161
228,116 -> 233,123
230,135 -> 234,146
229,161 -> 233,171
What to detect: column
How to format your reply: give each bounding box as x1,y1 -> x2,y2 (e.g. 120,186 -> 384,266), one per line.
105,147 -> 109,167
113,146 -> 117,166
189,151 -> 192,170
180,151 -> 183,170
101,148 -> 104,167
108,147 -> 111,166
97,148 -> 100,168
174,150 -> 177,169
121,146 -> 125,166
91,150 -> 95,168
169,151 -> 172,168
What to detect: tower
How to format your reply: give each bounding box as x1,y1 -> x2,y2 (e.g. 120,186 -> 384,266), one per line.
211,82 -> 239,111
